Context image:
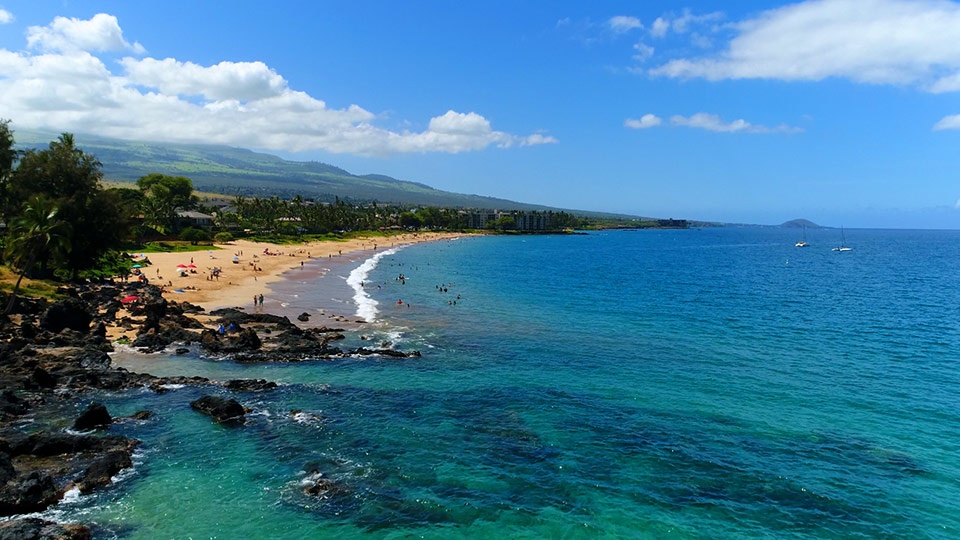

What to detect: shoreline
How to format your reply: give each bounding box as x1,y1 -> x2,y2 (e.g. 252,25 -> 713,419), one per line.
107,232 -> 469,340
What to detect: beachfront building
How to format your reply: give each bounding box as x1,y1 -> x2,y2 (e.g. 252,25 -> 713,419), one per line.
460,210 -> 576,232
462,211 -> 500,230
177,210 -> 215,229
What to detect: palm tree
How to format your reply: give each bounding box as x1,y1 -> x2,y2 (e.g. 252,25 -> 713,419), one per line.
4,195 -> 71,315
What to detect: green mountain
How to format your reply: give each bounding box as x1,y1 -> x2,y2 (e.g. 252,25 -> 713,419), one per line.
14,130 -> 629,217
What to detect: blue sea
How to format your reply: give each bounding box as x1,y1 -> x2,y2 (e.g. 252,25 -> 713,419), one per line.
41,227 -> 960,538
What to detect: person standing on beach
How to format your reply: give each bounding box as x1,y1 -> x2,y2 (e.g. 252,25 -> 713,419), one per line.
259,294 -> 264,307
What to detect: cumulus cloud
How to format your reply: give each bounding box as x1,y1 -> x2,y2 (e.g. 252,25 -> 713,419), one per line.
120,58 -> 288,102
27,13 -> 144,54
0,9 -> 13,24
0,13 -> 553,155
624,114 -> 662,129
649,0 -> 960,92
670,113 -> 802,134
609,16 -> 643,33
933,114 -> 960,130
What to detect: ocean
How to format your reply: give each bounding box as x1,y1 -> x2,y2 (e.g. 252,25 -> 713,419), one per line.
42,227 -> 960,538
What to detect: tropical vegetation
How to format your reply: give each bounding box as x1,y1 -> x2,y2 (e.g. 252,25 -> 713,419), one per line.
0,119 -> 587,303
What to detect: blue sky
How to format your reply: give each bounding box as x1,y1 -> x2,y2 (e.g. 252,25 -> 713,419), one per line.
2,1 -> 960,228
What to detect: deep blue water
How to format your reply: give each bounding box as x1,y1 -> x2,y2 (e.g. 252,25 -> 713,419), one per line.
38,228 -> 960,538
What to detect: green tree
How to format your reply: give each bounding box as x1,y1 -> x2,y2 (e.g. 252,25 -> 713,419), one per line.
491,215 -> 516,231
8,133 -> 127,277
4,196 -> 71,314
0,120 -> 18,223
136,173 -> 196,234
180,227 -> 211,245
399,211 -> 423,229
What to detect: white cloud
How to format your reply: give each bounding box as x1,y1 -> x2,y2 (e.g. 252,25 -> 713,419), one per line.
27,13 -> 144,54
649,0 -> 960,92
669,113 -> 802,134
933,114 -> 960,130
955,198 -> 960,209
669,9 -> 724,35
522,133 -> 559,146
609,16 -> 643,33
121,58 -> 288,102
624,114 -> 662,129
0,9 -> 13,24
632,42 -> 654,62
650,17 -> 669,38
624,112 -> 799,133
1,13 -> 553,156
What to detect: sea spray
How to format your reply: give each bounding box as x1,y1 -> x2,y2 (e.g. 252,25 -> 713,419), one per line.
346,248 -> 399,322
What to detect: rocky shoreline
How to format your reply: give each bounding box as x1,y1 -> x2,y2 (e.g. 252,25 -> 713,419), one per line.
0,282 -> 420,537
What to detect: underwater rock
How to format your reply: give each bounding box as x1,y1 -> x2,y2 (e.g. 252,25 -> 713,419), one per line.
224,379 -> 278,392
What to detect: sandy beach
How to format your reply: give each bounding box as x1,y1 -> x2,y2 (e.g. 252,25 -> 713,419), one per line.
111,232 -> 467,340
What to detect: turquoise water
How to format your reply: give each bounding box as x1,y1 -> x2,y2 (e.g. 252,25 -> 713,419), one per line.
48,228 -> 960,538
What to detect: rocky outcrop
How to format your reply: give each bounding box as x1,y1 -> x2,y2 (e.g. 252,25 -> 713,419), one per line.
224,379 -> 278,392
0,517 -> 91,540
0,432 -> 139,516
300,468 -> 350,501
39,298 -> 92,334
0,283 -> 211,532
0,471 -> 60,516
199,327 -> 262,354
353,347 -> 422,358
78,450 -> 133,493
208,308 -> 292,327
72,402 -> 112,431
190,395 -> 247,423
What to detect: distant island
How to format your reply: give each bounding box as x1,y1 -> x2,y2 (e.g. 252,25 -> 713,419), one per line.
781,218 -> 821,228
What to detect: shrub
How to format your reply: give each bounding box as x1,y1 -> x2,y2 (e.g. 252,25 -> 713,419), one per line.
180,227 -> 212,245
214,231 -> 234,243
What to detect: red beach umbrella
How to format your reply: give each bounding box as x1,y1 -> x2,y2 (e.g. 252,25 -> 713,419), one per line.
121,295 -> 138,304
176,264 -> 188,268
187,264 -> 197,268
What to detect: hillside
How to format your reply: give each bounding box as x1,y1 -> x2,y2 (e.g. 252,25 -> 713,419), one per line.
781,219 -> 821,228
13,130 -> 633,218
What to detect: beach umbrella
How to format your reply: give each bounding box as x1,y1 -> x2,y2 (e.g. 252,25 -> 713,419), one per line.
121,295 -> 138,304
232,255 -> 239,261
131,264 -> 142,268
187,264 -> 197,268
176,263 -> 188,268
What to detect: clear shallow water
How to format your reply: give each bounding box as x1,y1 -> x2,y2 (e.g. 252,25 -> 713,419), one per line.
44,228 -> 960,538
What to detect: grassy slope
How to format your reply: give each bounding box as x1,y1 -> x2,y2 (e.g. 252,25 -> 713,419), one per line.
15,130 -> 640,219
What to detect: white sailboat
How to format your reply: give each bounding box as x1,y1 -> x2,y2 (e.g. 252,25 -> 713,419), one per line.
795,225 -> 809,247
832,227 -> 852,252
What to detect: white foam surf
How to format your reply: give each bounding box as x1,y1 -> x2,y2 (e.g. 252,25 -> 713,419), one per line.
346,248 -> 399,322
